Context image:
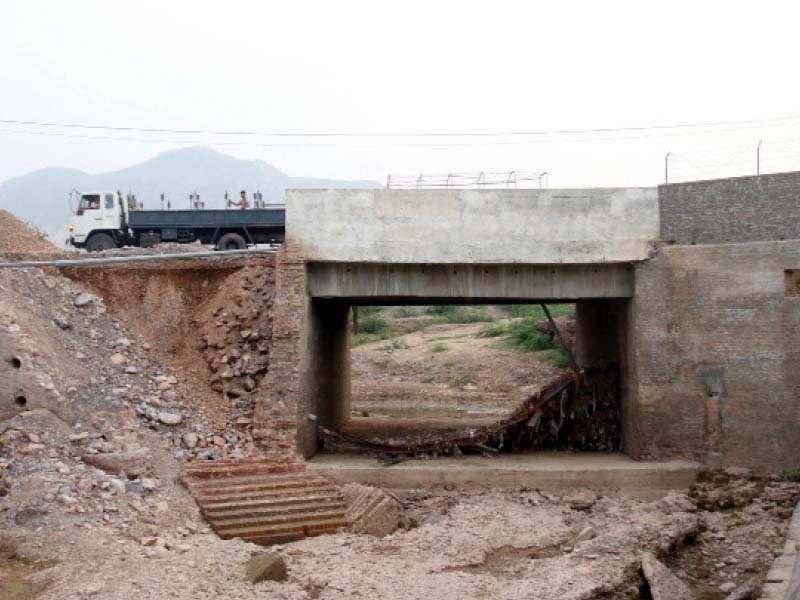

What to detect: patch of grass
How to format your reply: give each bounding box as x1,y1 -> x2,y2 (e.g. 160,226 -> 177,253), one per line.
382,338 -> 408,351
499,304 -> 575,320
442,360 -> 459,368
426,305 -> 494,324
358,306 -> 385,317
421,375 -> 436,383
431,344 -> 447,353
476,322 -> 507,338
783,467 -> 800,482
350,334 -> 373,347
541,348 -> 572,368
452,374 -> 475,386
505,318 -> 556,353
360,409 -> 370,417
393,306 -> 419,318
360,316 -> 389,335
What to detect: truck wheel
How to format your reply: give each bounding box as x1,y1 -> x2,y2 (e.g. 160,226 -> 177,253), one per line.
86,233 -> 116,252
216,233 -> 247,251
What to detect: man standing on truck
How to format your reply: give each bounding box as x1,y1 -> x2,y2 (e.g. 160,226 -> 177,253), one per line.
227,190 -> 250,210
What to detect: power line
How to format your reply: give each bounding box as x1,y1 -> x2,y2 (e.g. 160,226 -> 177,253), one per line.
2,114 -> 800,138
3,120 -> 800,148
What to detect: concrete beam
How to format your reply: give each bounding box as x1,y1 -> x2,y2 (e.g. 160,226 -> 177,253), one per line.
287,187 -> 659,264
307,262 -> 635,301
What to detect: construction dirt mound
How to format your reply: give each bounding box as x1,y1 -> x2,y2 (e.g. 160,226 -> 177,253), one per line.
0,209 -> 61,255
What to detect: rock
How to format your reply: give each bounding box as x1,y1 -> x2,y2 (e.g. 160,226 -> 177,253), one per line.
563,489 -> 597,511
641,552 -> 695,600
157,381 -> 173,391
110,353 -> 127,366
574,526 -> 597,543
57,494 -> 78,505
141,477 -> 158,491
722,581 -> 758,600
82,448 -> 151,479
53,316 -> 72,330
719,582 -> 736,594
125,366 -> 138,374
246,552 -> 287,584
182,433 -> 199,449
656,492 -> 697,514
143,546 -> 169,559
68,432 -> 90,442
162,390 -> 177,402
73,293 -> 94,307
109,478 -> 127,495
343,483 -> 410,537
115,338 -> 131,347
157,412 -> 183,426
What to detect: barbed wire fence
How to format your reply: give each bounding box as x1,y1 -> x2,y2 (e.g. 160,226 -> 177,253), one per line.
386,171 -> 548,189
664,137 -> 800,183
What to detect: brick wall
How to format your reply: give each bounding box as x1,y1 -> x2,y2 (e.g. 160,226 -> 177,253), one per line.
626,240 -> 800,471
659,171 -> 800,244
253,240 -> 305,461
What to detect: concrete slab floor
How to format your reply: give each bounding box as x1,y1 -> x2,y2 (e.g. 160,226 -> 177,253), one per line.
308,452 -> 702,499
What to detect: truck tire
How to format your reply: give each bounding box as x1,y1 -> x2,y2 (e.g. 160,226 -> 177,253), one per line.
216,232 -> 247,251
86,233 -> 116,252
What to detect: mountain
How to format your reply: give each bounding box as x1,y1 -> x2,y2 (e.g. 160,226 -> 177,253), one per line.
0,146 -> 382,242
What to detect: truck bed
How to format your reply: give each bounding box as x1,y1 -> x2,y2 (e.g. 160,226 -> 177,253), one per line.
128,208 -> 285,228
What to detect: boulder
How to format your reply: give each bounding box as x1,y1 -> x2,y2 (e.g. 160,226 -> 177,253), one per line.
641,552 -> 695,600
246,552 -> 287,583
157,412 -> 183,426
82,448 -> 151,479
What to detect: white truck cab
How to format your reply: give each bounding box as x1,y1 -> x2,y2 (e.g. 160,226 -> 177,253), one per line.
69,191 -> 126,250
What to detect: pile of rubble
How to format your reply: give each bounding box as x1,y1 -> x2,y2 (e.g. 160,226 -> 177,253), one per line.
198,266 -> 274,401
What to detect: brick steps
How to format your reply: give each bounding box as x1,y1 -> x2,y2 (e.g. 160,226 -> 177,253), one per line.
183,459 -> 351,545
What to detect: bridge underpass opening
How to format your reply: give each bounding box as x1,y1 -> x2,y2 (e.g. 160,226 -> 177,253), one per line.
297,262 -> 634,459
331,301 -> 628,458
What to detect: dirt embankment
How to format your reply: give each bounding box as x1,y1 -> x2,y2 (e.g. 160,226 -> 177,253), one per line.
0,210 -> 61,256
61,258 -> 276,439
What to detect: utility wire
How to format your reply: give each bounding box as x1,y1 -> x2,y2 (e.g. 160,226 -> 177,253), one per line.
2,114 -> 800,138
3,120 -> 800,148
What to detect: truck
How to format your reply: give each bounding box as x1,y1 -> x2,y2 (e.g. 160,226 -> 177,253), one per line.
67,191 -> 285,251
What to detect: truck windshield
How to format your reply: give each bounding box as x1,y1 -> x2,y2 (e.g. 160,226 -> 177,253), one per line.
80,195 -> 101,211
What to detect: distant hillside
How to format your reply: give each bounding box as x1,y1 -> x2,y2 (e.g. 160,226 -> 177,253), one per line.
0,146 -> 381,242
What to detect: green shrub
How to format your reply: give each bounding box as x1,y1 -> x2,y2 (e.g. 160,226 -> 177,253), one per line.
499,304 -> 576,320
783,467 -> 800,482
452,374 -> 474,386
431,344 -> 447,353
393,306 -> 419,318
542,348 -> 572,368
442,360 -> 458,368
505,318 -> 555,352
477,323 -> 507,338
382,338 -> 408,351
426,305 -> 493,324
360,316 -> 389,335
350,334 -> 372,347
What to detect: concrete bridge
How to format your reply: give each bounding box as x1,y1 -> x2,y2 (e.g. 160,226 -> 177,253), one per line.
254,173 -> 800,473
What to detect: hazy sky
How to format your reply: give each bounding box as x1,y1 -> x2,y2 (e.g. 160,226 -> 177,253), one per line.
2,0 -> 800,188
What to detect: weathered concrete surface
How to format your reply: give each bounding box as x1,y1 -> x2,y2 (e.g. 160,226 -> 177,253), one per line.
288,188 -> 659,264
760,499 -> 800,600
308,453 -> 701,498
307,262 -> 634,300
626,240 -> 800,471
